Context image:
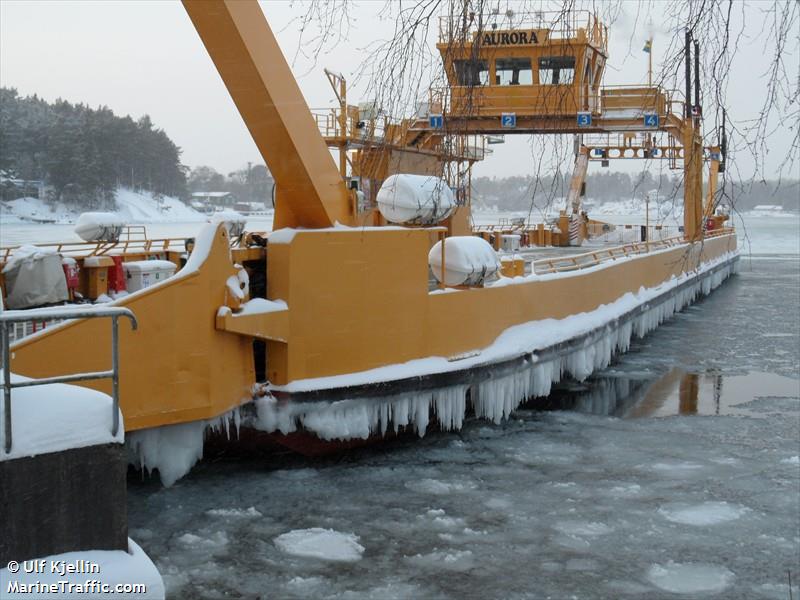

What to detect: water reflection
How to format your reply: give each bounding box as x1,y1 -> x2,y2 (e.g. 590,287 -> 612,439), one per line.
538,369 -> 799,418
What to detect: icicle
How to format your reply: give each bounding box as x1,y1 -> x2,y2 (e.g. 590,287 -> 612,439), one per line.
248,255 -> 738,447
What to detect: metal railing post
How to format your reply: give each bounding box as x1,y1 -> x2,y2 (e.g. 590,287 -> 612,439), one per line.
111,315 -> 120,437
3,324 -> 11,453
0,306 -> 136,454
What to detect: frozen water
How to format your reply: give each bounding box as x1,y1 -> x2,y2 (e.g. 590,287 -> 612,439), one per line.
553,520 -> 614,536
274,528 -> 365,562
647,561 -> 735,594
404,478 -> 477,495
205,506 -> 262,519
658,502 -> 749,525
126,253 -> 799,599
176,531 -> 229,550
405,549 -> 475,572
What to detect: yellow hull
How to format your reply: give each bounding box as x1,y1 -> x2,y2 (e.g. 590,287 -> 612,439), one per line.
9,224 -> 737,432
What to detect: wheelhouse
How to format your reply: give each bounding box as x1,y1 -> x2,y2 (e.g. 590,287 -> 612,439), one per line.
437,11 -> 608,116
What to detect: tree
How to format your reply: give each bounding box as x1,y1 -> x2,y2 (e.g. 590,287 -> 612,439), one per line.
0,89 -> 187,208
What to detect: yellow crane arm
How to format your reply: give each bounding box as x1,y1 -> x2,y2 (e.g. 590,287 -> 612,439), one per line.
182,0 -> 351,228
566,145 -> 590,214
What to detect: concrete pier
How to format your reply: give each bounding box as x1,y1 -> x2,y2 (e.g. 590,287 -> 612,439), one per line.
0,441 -> 127,564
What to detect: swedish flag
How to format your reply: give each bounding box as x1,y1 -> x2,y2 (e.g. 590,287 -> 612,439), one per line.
643,38 -> 652,53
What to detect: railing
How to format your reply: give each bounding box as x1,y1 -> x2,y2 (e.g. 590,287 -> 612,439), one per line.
311,106 -> 391,143
5,319 -> 64,344
1,306 -> 138,453
587,224 -> 683,245
438,10 -> 607,51
473,219 -> 527,232
312,105 -> 490,162
532,228 -> 734,274
0,237 -> 192,262
472,222 -> 684,245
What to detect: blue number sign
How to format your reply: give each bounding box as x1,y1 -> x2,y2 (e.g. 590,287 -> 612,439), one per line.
501,113 -> 516,128
577,112 -> 592,127
429,114 -> 444,129
644,113 -> 659,128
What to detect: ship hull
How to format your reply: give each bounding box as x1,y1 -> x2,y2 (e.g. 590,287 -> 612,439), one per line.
7,225 -> 738,483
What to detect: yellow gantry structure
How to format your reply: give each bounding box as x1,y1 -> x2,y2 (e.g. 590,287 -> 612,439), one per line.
405,10 -> 708,240
3,3 -> 735,435
183,0 -> 353,230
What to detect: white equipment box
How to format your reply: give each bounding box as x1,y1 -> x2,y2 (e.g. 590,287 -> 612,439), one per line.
122,260 -> 177,292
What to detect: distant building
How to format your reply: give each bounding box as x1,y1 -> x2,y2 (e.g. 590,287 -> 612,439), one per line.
0,171 -> 44,202
191,191 -> 235,208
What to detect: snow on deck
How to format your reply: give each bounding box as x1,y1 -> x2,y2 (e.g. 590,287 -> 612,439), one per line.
1,538 -> 165,599
267,223 -> 419,244
0,371 -> 123,461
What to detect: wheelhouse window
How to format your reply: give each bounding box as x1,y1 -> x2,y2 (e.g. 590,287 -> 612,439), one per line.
538,56 -> 576,85
495,57 -> 532,85
453,59 -> 489,86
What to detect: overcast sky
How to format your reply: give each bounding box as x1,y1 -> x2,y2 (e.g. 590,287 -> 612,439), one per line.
1,1 -> 796,181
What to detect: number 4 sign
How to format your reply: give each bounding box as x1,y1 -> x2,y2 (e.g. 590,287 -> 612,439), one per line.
644,113 -> 659,128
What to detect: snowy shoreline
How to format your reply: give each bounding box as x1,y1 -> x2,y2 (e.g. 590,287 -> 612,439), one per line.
0,188 -> 207,226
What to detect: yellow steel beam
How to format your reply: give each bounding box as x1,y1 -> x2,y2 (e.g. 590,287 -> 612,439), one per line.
682,120 -> 704,240
183,0 -> 351,229
705,146 -> 721,218
585,146 -> 685,159
566,146 -> 589,213
407,116 -> 683,136
216,305 -> 290,343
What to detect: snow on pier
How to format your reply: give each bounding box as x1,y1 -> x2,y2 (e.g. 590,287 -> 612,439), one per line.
0,371 -> 123,461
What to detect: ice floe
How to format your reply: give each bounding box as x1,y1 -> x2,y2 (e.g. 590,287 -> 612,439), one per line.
205,507 -> 263,519
176,531 -> 229,550
405,549 -> 475,571
273,528 -> 364,562
404,478 -> 478,495
553,520 -> 613,536
647,561 -> 735,594
658,501 -> 749,526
